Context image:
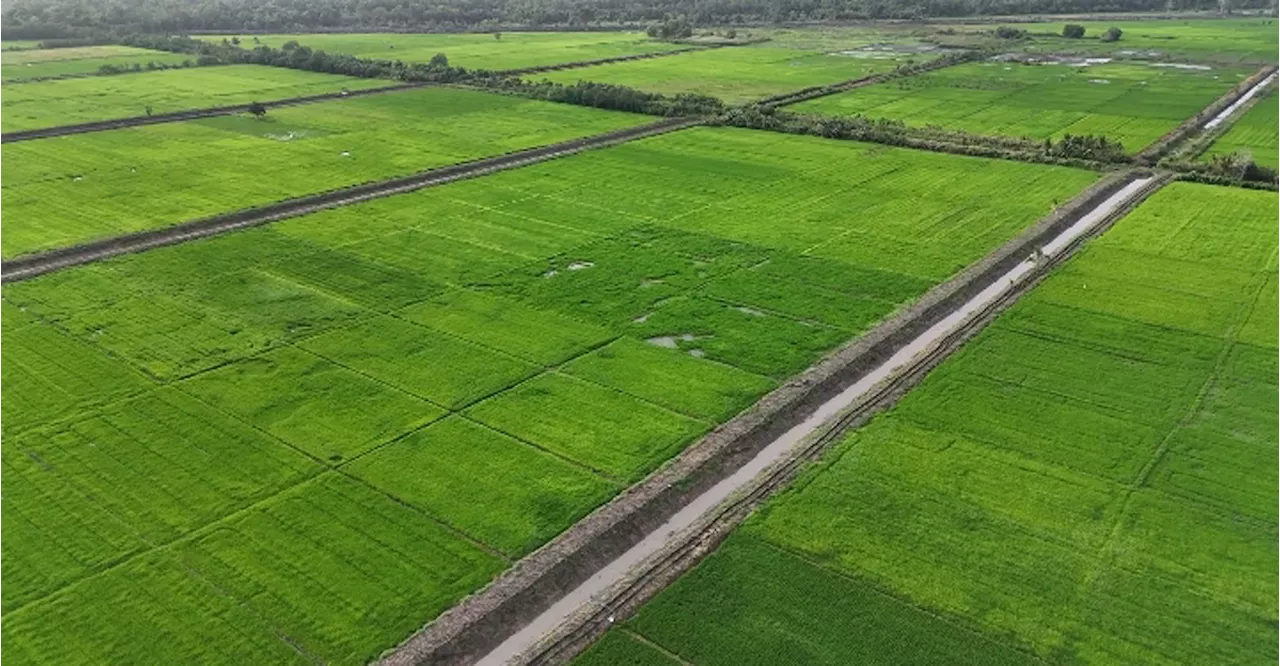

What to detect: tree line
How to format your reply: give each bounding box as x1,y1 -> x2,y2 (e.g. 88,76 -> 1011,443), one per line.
123,33 -> 724,116
4,0 -> 1270,39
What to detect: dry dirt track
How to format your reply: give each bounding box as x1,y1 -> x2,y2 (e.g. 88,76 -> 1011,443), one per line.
0,117 -> 702,282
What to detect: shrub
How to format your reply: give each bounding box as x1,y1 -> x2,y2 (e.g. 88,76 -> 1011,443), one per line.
1062,24 -> 1086,38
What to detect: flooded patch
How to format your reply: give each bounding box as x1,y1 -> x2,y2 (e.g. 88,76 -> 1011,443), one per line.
646,333 -> 700,349
734,306 -> 767,317
1150,62 -> 1211,71
264,130 -> 308,141
640,278 -> 664,288
1089,79 -> 1111,84
687,349 -> 706,358
340,150 -> 351,156
633,313 -> 653,323
567,261 -> 594,271
541,269 -> 559,278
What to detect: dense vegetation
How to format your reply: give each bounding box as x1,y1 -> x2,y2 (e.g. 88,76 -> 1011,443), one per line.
590,182 -> 1278,665
2,127 -> 1097,663
2,0 -> 1271,39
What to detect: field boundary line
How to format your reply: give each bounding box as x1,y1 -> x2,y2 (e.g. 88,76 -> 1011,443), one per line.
0,82 -> 425,142
376,170 -> 1166,666
0,117 -> 702,283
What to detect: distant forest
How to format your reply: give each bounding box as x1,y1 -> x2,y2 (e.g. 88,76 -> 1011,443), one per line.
2,0 -> 1270,39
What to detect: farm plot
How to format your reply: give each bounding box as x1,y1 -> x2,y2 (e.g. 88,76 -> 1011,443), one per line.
594,183 -> 1278,666
198,31 -> 687,71
1017,18 -> 1280,65
796,58 -> 1252,152
1,44 -> 192,81
0,63 -> 388,132
1201,86 -> 1278,168
1,86 -> 648,258
530,46 -> 908,104
1,127 -> 1097,664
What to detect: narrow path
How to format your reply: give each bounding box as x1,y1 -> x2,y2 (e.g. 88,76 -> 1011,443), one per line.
456,176 -> 1162,666
0,117 -> 700,283
0,82 -> 424,143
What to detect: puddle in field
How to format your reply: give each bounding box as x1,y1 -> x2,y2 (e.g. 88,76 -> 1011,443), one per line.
1150,62 -> 1212,71
1089,79 -> 1111,84
633,313 -> 653,323
265,130 -> 308,141
646,333 -> 699,349
640,278 -> 665,288
567,261 -> 594,271
688,349 -> 706,358
735,306 -> 767,317
542,269 -> 559,278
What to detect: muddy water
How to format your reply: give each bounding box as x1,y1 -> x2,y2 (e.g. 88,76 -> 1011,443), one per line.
475,177 -> 1156,666
1204,72 -> 1278,131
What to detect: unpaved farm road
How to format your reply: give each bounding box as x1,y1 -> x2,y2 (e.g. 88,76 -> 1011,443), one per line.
468,175 -> 1159,666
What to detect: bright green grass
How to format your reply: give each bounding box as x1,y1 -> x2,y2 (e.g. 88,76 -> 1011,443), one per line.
346,415 -> 619,555
1,388 -> 321,614
1,45 -> 192,80
199,31 -> 687,71
531,46 -> 908,103
563,337 -> 776,421
1,40 -> 44,51
2,85 -> 648,258
576,631 -> 683,666
1,64 -> 387,132
2,128 -> 1097,663
300,315 -> 540,410
179,345 -> 446,462
797,58 -> 1251,152
1202,86 -> 1278,168
618,533 -> 1040,666
3,472 -> 504,665
602,182 -> 1278,665
465,373 -> 710,480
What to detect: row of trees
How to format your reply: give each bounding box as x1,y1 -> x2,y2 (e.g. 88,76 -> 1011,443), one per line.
123,33 -> 723,116
716,105 -> 1132,168
3,0 -> 1269,39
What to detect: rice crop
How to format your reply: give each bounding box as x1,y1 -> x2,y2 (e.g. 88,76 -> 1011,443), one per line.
2,64 -> 387,132
1,45 -> 192,80
197,31 -> 687,71
2,85 -> 648,258
2,127 -> 1097,664
530,46 -> 908,103
796,58 -> 1253,152
596,182 -> 1278,666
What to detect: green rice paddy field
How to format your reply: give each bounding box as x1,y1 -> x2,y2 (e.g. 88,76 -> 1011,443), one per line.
1020,18 -> 1280,64
531,46 -> 908,104
796,58 -> 1252,153
581,182 -> 1279,666
1,45 -> 193,81
1201,86 -> 1279,168
1,86 -> 649,258
1,127 -> 1098,664
198,31 -> 687,71
1,64 -> 389,133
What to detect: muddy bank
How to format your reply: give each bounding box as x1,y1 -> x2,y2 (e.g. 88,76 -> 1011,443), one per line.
0,117 -> 700,282
379,169 -> 1160,666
